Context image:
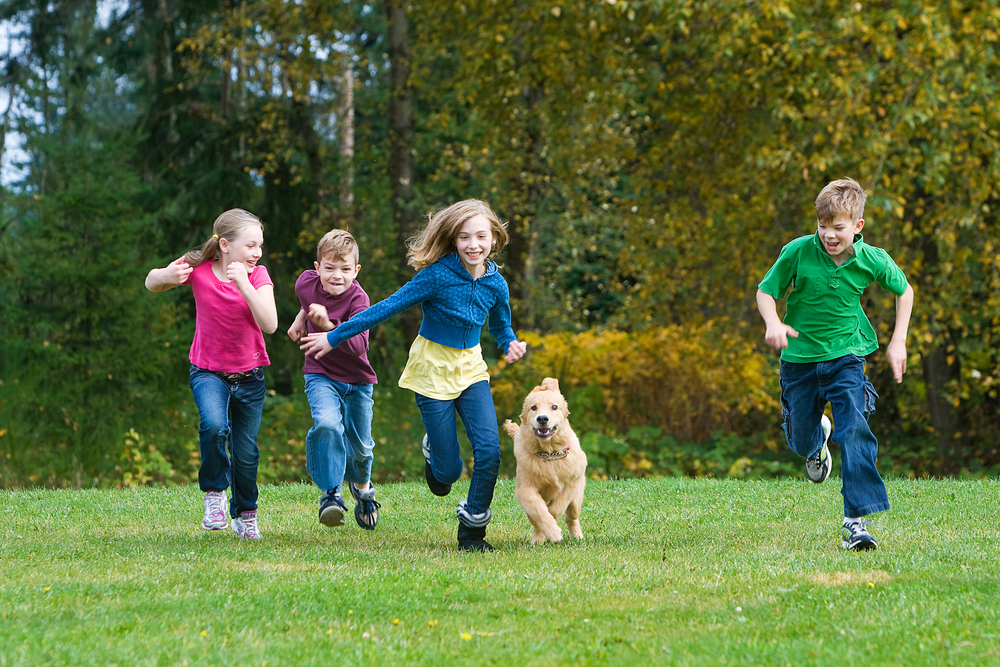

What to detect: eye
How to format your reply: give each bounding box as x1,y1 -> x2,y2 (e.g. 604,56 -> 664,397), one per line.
552,405 -> 559,411
530,405 -> 537,411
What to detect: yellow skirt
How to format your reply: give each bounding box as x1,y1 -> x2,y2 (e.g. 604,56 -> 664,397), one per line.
398,336 -> 490,400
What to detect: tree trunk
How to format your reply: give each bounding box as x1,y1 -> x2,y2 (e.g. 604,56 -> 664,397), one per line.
386,0 -> 419,340
339,59 -> 355,225
923,340 -> 960,473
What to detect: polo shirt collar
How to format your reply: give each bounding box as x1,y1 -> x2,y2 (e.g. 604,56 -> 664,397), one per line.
812,231 -> 865,265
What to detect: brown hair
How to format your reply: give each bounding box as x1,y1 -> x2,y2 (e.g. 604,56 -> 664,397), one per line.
316,229 -> 359,265
183,209 -> 263,266
815,178 -> 866,224
406,199 -> 509,271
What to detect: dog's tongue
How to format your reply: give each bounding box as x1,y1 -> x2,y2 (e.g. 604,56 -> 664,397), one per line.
535,427 -> 554,437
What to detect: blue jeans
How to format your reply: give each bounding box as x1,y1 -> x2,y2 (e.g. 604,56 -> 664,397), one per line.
779,354 -> 887,517
189,365 -> 266,517
414,380 -> 501,518
303,374 -> 375,492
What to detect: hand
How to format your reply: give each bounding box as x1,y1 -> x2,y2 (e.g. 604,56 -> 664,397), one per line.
505,340 -> 527,364
300,331 -> 334,360
764,323 -> 798,351
226,261 -> 249,286
307,303 -> 334,331
886,339 -> 907,383
168,257 -> 193,285
287,318 -> 307,342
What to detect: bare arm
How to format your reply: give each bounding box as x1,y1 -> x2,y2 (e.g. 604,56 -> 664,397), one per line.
886,284 -> 914,383
145,258 -> 192,292
756,289 -> 799,351
228,262 -> 278,334
287,308 -> 308,342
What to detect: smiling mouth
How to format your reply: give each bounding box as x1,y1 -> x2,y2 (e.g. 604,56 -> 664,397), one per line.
533,426 -> 557,439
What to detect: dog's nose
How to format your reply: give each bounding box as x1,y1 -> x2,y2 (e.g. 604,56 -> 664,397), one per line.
536,415 -> 549,426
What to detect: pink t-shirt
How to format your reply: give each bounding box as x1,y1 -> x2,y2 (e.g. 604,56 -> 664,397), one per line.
188,260 -> 272,372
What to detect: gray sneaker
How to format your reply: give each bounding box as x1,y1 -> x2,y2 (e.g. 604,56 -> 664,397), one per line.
842,519 -> 878,551
806,415 -> 833,483
319,488 -> 347,527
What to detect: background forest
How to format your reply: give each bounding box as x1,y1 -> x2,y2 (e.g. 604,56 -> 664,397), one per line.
1,0 -> 998,488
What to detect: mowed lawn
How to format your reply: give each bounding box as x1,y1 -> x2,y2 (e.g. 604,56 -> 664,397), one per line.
2,476 -> 999,666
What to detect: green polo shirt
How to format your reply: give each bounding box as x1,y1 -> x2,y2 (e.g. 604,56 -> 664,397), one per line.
758,233 -> 908,363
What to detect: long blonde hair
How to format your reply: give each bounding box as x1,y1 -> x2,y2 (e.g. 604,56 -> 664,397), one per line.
406,199 -> 509,271
183,209 -> 263,266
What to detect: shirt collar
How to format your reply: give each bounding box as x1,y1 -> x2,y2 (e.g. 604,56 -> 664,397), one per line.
812,232 -> 865,264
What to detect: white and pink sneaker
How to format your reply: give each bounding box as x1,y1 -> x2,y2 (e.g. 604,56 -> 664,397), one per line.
201,491 -> 229,530
232,510 -> 261,540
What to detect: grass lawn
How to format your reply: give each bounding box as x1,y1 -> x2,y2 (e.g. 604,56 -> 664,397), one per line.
2,476 -> 999,666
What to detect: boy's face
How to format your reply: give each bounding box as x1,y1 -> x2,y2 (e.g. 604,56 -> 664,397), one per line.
818,213 -> 865,263
315,253 -> 360,296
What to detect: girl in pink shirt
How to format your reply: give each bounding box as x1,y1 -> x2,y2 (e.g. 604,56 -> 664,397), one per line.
145,209 -> 277,539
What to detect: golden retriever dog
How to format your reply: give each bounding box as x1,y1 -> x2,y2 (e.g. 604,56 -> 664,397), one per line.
503,378 -> 587,544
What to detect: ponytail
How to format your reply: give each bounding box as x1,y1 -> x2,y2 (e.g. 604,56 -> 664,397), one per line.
182,210 -> 263,267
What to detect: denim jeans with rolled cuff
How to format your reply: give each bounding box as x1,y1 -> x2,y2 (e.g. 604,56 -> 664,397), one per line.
779,353 -> 887,518
414,380 -> 500,522
303,374 -> 375,493
189,365 -> 265,517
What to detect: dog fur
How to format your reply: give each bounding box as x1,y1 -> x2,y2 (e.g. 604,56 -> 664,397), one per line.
503,377 -> 587,544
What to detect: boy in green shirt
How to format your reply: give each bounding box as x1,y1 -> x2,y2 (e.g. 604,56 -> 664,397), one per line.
756,178 -> 914,550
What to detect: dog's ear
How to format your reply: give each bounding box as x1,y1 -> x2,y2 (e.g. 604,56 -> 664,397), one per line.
539,377 -> 560,393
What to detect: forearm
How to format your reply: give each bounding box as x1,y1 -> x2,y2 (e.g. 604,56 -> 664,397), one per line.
327,281 -> 425,346
145,267 -> 176,292
755,289 -> 783,327
890,285 -> 914,345
239,284 -> 278,334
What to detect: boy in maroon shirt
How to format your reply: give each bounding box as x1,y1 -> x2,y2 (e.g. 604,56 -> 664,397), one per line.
287,230 -> 380,529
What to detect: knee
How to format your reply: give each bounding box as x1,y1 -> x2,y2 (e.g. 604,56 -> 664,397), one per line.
200,418 -> 229,440
475,445 -> 501,475
434,457 -> 464,484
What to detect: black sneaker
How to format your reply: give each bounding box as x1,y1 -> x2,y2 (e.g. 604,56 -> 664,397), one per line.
806,415 -> 833,483
319,488 -> 347,527
457,523 -> 494,552
842,519 -> 878,551
349,482 -> 381,530
422,434 -> 452,497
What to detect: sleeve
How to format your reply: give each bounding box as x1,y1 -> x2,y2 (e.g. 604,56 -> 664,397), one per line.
326,269 -> 436,348
249,264 -> 274,289
487,277 -> 516,355
757,241 -> 798,300
337,291 -> 371,357
293,271 -> 311,310
875,250 -> 909,296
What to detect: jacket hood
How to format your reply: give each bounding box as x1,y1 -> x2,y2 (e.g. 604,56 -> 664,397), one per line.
438,252 -> 498,280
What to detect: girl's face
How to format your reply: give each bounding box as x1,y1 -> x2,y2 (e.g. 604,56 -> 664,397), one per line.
454,214 -> 493,277
221,224 -> 264,273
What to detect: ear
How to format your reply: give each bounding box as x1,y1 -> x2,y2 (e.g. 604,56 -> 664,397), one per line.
854,218 -> 865,234
218,236 -> 229,253
539,377 -> 560,393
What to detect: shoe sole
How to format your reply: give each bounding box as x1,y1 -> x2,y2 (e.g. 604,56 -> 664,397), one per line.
807,446 -> 832,484
319,506 -> 346,527
202,521 -> 228,530
842,538 -> 878,551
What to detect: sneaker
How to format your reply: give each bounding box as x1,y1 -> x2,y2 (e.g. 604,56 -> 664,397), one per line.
201,491 -> 229,530
806,415 -> 833,483
422,434 -> 452,497
232,510 -> 261,540
319,488 -> 347,527
842,519 -> 878,551
349,482 -> 381,530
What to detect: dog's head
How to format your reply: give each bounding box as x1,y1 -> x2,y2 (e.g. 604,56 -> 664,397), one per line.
519,377 -> 570,440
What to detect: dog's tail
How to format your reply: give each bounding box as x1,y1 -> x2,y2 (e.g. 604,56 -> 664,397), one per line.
503,419 -> 519,439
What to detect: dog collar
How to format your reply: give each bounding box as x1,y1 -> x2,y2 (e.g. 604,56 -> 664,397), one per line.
535,447 -> 569,461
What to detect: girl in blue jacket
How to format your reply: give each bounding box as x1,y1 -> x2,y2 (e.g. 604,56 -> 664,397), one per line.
301,199 -> 527,551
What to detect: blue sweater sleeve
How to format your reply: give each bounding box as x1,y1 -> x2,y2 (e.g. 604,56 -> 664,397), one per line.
487,278 -> 516,354
326,270 -> 434,348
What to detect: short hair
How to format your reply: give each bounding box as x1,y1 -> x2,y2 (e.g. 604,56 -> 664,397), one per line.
815,178 -> 866,223
316,229 -> 359,264
406,199 -> 509,271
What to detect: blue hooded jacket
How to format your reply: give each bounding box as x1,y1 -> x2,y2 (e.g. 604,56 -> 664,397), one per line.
325,253 -> 517,354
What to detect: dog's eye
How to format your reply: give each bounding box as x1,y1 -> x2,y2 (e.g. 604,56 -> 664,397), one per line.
530,405 -> 537,411
552,405 -> 559,411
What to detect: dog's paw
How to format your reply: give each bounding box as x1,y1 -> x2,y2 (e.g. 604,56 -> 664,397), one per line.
503,419 -> 519,439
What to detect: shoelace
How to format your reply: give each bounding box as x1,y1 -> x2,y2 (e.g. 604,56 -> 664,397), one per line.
240,514 -> 260,537
208,494 -> 226,517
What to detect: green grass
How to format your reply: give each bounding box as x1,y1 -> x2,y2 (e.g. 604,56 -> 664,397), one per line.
2,477 -> 999,666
